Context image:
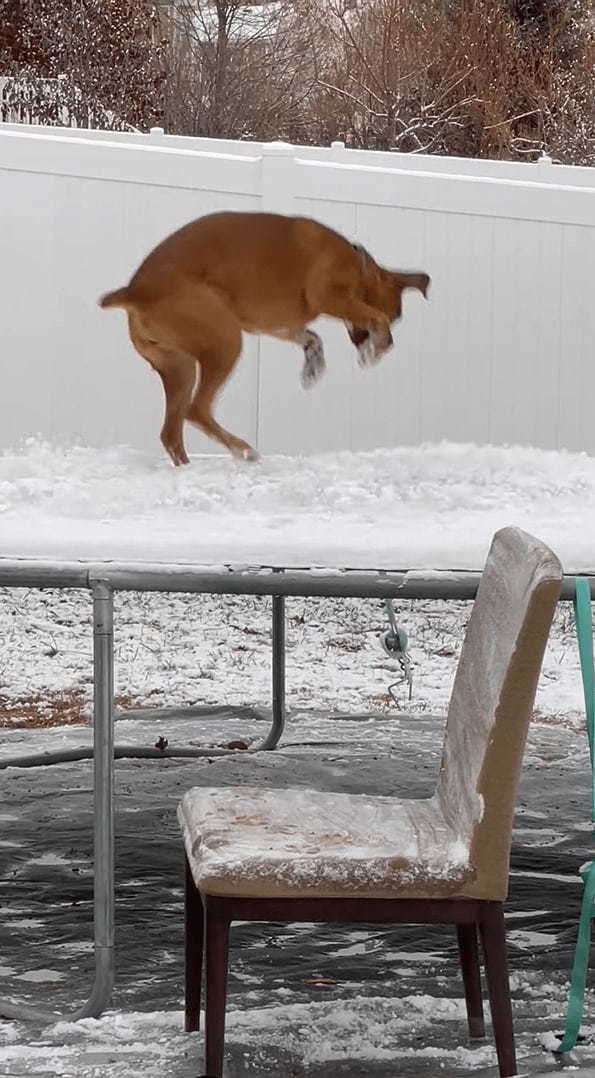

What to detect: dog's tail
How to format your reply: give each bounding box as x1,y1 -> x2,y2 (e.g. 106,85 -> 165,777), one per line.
98,287 -> 131,310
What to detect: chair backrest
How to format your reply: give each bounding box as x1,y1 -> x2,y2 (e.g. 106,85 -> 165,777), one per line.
436,526 -> 562,900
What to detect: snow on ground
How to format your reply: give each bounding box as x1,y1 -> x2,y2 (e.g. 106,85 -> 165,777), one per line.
1,438 -> 595,569
0,997 -> 577,1078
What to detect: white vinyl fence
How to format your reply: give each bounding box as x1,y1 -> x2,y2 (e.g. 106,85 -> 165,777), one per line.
1,124 -> 594,457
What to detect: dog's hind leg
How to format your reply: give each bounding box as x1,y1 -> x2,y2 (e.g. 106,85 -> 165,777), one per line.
182,321 -> 257,459
145,289 -> 258,461
155,357 -> 197,466
128,315 -> 196,466
188,350 -> 258,460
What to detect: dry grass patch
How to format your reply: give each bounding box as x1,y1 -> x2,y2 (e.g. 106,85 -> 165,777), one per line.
0,691 -> 141,729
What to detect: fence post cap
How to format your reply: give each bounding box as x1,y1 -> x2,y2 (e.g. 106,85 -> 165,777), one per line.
261,140 -> 294,156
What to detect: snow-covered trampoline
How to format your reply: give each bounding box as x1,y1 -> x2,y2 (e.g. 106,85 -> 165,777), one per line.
1,439 -> 594,1060
2,440 -> 595,569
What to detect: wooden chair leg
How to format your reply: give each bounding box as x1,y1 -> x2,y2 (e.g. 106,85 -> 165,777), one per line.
456,923 -> 485,1039
204,900 -> 231,1078
479,903 -> 517,1078
185,855 -> 204,1033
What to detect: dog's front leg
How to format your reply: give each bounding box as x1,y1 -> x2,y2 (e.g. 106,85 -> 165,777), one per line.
345,322 -> 368,349
299,329 -> 326,388
325,291 -> 393,368
358,325 -> 394,367
271,329 -> 326,389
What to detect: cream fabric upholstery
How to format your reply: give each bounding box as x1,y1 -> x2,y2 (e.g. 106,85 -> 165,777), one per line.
179,527 -> 562,901
179,786 -> 473,899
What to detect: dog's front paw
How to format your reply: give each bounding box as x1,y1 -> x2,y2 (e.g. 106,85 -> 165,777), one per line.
301,336 -> 326,389
357,334 -> 379,368
301,357 -> 325,389
357,328 -> 393,367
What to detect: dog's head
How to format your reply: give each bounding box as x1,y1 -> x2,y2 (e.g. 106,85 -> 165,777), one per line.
353,245 -> 430,326
349,250 -> 430,357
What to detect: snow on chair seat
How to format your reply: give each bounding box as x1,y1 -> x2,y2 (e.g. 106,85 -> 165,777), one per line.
179,785 -> 474,899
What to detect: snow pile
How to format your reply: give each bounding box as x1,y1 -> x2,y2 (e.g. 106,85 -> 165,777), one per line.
1,987 -> 591,1076
0,998 -> 501,1076
1,438 -> 595,569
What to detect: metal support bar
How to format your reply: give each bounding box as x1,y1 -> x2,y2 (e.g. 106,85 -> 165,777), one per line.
85,579 -> 116,1017
2,561 -> 483,597
0,744 -> 242,769
256,594 -> 285,751
0,557 -> 588,599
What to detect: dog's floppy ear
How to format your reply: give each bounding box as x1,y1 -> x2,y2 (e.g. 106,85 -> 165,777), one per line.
392,271 -> 430,298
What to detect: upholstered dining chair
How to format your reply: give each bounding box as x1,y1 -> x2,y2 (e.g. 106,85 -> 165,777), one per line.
178,526 -> 562,1077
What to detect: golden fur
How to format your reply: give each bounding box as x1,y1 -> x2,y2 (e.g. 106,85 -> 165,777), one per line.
100,211 -> 429,465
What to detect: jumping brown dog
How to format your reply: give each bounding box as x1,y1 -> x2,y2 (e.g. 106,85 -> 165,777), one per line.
100,211 -> 430,465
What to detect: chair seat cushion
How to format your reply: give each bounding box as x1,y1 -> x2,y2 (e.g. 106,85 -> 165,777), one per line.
178,786 -> 475,899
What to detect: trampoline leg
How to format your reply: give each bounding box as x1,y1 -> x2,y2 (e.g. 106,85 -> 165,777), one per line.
0,580 -> 116,1021
85,579 -> 116,1017
557,863 -> 595,1054
257,594 -> 285,751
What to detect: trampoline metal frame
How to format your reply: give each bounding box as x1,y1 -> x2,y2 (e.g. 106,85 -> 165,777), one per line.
0,558 -> 581,1022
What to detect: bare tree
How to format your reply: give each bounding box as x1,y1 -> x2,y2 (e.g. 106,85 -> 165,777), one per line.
2,0 -> 592,163
1,0 -> 168,130
307,0 -> 480,154
163,0 -> 317,140
305,0 -> 594,163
